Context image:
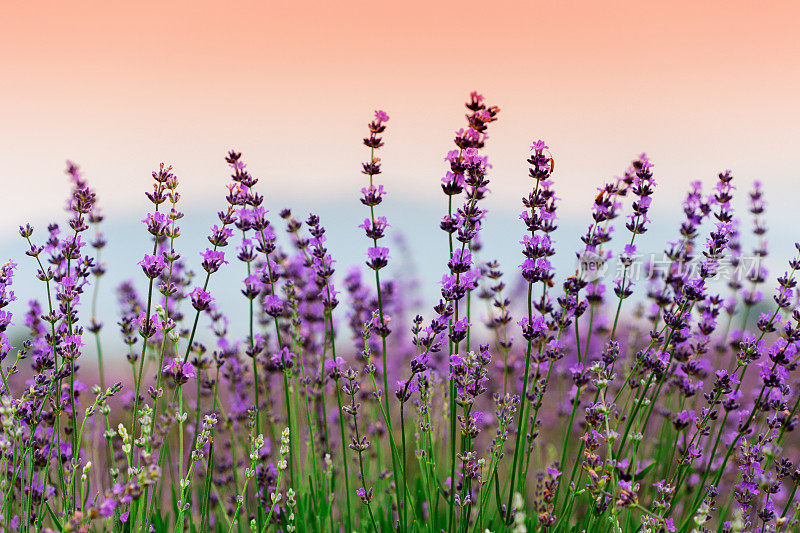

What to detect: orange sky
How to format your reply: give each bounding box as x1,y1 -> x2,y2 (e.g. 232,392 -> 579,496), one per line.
2,0 -> 800,229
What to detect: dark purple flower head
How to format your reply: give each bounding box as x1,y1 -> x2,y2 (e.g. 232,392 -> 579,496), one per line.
60,334 -> 84,361
189,287 -> 213,311
570,362 -> 589,387
366,247 -> 389,271
448,249 -> 473,274
263,294 -> 283,317
520,257 -> 553,284
360,184 -> 385,207
162,357 -> 196,385
325,356 -> 346,380
19,223 -> 34,239
142,211 -> 168,236
441,171 -> 465,196
201,248 -> 227,274
448,317 -> 471,344
208,224 -> 234,247
139,253 -> 166,279
270,347 -> 296,372
359,216 -> 389,240
356,486 -> 374,504
518,315 -> 547,341
440,271 -> 477,301
134,311 -> 162,338
672,410 -> 696,430
241,273 -> 263,300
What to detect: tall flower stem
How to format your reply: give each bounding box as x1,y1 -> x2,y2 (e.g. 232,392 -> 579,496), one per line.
360,110 -> 404,527
23,233 -> 70,519
505,281 -> 535,519
140,181 -> 181,531
504,153 -> 549,518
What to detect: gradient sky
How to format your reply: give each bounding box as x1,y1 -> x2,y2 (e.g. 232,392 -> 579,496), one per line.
2,0 -> 800,230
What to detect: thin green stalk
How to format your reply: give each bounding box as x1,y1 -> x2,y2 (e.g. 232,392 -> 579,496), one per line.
781,483 -> 798,519
400,397 -> 409,532
24,236 -> 69,521
352,395 -> 379,533
504,282 -> 535,523
332,374 -> 353,533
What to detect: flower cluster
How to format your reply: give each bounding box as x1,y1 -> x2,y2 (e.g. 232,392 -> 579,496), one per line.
2,95 -> 800,533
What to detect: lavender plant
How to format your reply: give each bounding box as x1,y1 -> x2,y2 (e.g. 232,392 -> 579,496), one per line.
2,94 -> 799,533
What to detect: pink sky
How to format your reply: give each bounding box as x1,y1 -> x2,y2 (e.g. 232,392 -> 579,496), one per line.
2,0 -> 799,229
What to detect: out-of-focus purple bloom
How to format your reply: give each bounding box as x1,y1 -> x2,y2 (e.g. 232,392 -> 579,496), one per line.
270,347 -> 296,372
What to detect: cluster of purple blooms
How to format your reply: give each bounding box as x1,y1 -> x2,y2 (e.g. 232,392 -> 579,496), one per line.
0,93 -> 799,533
